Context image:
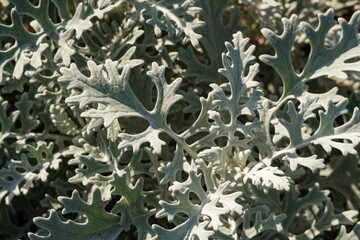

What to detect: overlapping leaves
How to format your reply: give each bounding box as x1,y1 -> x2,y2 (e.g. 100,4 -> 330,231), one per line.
0,1 -> 359,240
0,0 -> 123,83
258,8 -> 360,175
179,0 -> 245,84
153,168 -> 243,239
260,8 -> 360,99
125,0 -> 204,46
209,31 -> 263,151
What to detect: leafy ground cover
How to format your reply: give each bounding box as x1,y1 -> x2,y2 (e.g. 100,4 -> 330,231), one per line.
0,0 -> 360,239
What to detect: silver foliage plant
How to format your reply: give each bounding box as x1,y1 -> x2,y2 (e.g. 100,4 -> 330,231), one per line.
0,0 -> 360,239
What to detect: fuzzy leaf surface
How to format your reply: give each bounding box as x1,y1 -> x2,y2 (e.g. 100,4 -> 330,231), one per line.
59,60 -> 182,154
29,188 -> 122,240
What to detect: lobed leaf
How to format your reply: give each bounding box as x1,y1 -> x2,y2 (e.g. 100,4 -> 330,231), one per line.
0,0 -> 122,82
59,60 -> 183,154
209,31 -> 263,153
154,168 -> 243,239
0,152 -> 55,205
260,9 -> 360,99
29,188 -> 123,240
243,162 -> 290,191
110,172 -> 155,239
179,0 -> 245,84
126,0 -> 204,46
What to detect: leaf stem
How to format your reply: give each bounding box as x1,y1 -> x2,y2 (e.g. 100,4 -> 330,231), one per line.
263,139 -> 312,165
262,90 -> 300,163
164,126 -> 198,160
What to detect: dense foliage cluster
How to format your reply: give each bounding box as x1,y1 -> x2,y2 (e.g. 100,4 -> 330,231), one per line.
0,0 -> 360,239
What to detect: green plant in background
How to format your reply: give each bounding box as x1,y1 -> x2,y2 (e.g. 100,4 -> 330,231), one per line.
0,0 -> 360,239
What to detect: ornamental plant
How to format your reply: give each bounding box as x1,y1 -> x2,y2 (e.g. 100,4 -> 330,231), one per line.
0,0 -> 360,239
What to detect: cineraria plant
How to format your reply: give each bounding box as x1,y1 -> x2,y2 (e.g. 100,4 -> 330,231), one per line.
0,0 -> 360,239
